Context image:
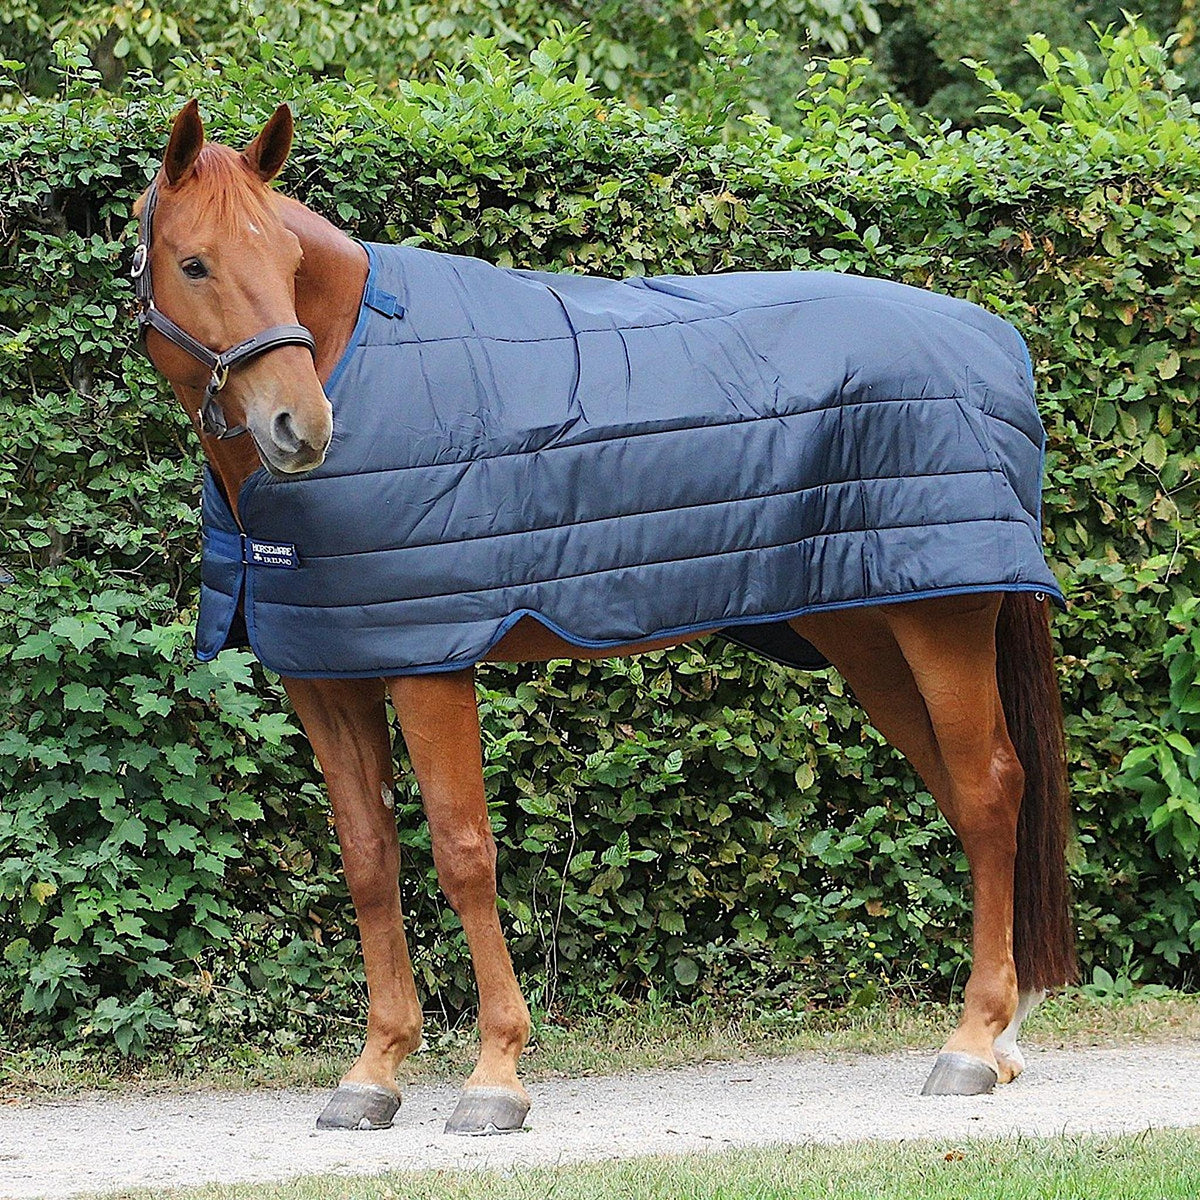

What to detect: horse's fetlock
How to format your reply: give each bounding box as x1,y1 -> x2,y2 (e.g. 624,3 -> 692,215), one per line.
481,1002 -> 531,1057
385,1017 -> 424,1059
508,1002 -> 532,1049
965,966 -> 1018,1028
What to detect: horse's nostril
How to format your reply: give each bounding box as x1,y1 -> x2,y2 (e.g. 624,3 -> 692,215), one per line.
272,410 -> 304,454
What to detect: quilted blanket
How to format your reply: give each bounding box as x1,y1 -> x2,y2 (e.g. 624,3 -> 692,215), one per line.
197,243 -> 1063,677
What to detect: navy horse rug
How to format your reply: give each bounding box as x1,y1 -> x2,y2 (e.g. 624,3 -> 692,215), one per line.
198,244 -> 1063,677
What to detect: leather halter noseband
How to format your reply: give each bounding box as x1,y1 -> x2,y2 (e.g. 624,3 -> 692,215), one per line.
131,177 -> 317,440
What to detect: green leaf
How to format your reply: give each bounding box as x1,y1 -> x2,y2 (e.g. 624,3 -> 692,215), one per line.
49,616 -> 106,652
11,631 -> 61,663
673,957 -> 699,986
4,937 -> 30,964
160,822 -> 199,854
1158,350 -> 1180,380
62,683 -> 106,712
225,795 -> 264,822
108,816 -> 148,849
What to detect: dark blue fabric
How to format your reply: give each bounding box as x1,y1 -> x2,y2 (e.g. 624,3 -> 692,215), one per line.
197,242 -> 1063,677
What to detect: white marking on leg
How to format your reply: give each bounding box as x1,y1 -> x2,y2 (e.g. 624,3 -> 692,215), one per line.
994,988 -> 1045,1070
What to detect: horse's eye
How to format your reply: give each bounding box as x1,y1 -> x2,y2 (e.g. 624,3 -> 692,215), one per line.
181,258 -> 208,280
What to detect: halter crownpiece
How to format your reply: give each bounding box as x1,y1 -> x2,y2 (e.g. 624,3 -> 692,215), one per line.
131,177 -> 318,440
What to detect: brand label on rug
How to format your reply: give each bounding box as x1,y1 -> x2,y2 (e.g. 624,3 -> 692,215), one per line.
244,538 -> 299,569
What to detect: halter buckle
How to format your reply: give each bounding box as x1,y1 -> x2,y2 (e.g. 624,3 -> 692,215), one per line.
208,362 -> 230,395
130,243 -> 148,279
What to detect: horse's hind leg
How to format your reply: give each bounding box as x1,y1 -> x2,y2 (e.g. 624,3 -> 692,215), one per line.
284,677 -> 423,1130
793,595 -> 1025,1093
881,594 -> 1027,1092
391,670 -> 532,1135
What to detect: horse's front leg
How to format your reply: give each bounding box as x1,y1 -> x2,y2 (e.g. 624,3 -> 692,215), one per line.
283,677 -> 423,1131
390,670 -> 532,1135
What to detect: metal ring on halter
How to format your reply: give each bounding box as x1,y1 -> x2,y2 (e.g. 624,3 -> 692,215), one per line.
208,363 -> 230,397
130,176 -> 317,442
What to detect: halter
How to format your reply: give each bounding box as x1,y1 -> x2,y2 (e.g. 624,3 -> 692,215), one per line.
131,177 -> 317,440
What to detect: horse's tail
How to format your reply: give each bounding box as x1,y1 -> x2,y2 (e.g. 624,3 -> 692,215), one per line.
995,592 -> 1077,991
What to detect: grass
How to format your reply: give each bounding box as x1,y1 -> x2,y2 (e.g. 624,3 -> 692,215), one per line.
4,989 -> 1199,1100
95,1131 -> 1200,1200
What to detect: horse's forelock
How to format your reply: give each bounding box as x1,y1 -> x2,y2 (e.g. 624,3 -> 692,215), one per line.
164,143 -> 278,237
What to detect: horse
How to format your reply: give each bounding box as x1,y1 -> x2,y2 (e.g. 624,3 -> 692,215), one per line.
131,99 -> 1075,1135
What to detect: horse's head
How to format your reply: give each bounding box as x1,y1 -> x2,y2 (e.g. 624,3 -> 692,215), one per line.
136,100 -> 333,475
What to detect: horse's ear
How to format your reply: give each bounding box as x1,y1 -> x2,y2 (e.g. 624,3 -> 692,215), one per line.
164,98 -> 204,186
242,104 -> 293,183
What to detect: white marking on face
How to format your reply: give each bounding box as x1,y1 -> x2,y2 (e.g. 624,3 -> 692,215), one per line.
381,784 -> 394,810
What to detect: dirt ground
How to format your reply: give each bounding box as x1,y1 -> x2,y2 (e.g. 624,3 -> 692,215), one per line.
2,1042 -> 1199,1198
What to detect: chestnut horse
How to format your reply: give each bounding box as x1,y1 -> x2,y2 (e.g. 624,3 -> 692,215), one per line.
134,101 -> 1075,1134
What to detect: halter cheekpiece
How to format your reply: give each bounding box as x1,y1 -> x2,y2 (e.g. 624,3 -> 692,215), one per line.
131,177 -> 317,439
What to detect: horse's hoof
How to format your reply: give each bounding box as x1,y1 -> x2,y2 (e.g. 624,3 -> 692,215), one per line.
920,1052 -> 999,1096
316,1082 -> 401,1130
444,1086 -> 530,1135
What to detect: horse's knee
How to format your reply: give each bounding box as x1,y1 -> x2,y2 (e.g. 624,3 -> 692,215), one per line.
433,828 -> 497,913
340,829 -> 400,913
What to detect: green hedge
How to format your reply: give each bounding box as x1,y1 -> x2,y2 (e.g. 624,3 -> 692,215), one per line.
2,28 -> 1198,1055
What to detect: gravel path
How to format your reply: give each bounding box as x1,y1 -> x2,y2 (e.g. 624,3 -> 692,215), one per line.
2,1043 -> 1198,1198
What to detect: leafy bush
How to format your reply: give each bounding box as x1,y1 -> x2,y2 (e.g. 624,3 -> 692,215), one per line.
1,25 -> 1197,1055
2,1 -> 879,103
1117,597 -> 1200,862
872,1 -> 1198,127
